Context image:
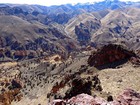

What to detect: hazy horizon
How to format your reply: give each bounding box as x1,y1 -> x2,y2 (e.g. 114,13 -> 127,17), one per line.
0,0 -> 140,6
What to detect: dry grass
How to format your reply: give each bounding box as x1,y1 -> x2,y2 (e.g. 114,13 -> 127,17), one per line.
0,62 -> 17,68
98,63 -> 140,98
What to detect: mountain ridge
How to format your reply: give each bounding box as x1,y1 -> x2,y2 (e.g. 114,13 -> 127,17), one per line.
0,0 -> 140,61
0,1 -> 140,105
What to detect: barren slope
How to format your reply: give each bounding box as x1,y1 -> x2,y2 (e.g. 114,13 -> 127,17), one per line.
99,63 -> 140,98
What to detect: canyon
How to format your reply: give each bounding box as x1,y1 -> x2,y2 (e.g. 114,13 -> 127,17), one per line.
0,0 -> 140,105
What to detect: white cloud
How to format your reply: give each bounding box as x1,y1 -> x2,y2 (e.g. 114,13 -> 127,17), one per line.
0,0 -> 140,6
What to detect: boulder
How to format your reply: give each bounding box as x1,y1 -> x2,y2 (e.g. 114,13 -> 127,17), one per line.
49,89 -> 140,105
117,89 -> 140,105
68,93 -> 106,105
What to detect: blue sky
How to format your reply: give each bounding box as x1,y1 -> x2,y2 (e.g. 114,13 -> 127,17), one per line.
0,0 -> 140,6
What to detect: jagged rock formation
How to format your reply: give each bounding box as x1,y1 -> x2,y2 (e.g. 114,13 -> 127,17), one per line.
50,89 -> 140,105
47,74 -> 102,102
88,44 -> 137,69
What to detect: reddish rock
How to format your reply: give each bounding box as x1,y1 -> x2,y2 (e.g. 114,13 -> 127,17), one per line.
14,50 -> 27,60
68,93 -> 106,105
117,89 -> 140,105
88,44 -> 136,69
49,89 -> 140,105
51,81 -> 66,94
51,74 -> 75,94
49,75 -> 102,100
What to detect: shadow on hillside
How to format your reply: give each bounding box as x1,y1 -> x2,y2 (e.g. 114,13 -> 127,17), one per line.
96,59 -> 129,70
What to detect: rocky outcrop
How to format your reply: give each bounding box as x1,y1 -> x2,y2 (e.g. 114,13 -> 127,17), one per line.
64,77 -> 92,99
49,89 -> 140,105
0,89 -> 23,105
67,93 -> 106,105
0,79 -> 23,105
88,44 -> 137,69
130,57 -> 140,65
48,74 -> 102,101
117,89 -> 140,105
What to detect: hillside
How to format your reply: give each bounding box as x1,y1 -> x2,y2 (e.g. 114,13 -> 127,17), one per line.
6,44 -> 139,105
0,15 -> 78,61
0,0 -> 140,105
0,0 -> 140,61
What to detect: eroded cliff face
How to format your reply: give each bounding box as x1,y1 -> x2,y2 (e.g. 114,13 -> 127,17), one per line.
0,15 -> 79,62
88,44 -> 137,69
75,20 -> 101,46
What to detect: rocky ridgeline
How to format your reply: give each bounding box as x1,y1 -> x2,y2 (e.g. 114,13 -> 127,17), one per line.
0,44 -> 139,105
50,89 -> 140,105
48,44 -> 140,105
88,44 -> 139,69
47,74 -> 102,101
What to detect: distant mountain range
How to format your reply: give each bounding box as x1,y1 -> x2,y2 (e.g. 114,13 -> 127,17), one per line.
0,0 -> 140,61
